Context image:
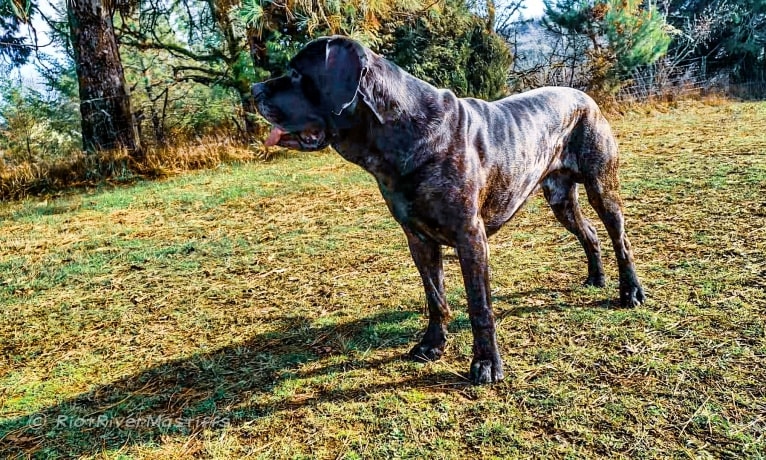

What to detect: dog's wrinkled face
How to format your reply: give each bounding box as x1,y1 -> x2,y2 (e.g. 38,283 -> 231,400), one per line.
252,36 -> 370,151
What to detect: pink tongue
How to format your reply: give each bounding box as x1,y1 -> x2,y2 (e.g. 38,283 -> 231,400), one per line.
264,126 -> 286,147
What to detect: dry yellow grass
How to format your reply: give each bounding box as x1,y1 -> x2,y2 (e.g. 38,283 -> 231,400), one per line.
0,136 -> 287,201
0,100 -> 764,459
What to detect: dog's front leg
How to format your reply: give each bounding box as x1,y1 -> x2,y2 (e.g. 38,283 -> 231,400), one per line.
456,220 -> 504,384
404,229 -> 451,362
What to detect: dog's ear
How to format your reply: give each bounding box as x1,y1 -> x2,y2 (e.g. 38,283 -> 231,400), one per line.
322,37 -> 384,123
357,72 -> 385,124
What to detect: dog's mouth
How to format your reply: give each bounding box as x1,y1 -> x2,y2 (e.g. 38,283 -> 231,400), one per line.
264,125 -> 327,151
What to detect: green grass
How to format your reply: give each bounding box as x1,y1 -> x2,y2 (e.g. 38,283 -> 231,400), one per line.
1,100 -> 765,459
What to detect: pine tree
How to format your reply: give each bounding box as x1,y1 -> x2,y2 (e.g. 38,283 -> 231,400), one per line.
543,0 -> 671,92
604,0 -> 671,77
0,0 -> 33,67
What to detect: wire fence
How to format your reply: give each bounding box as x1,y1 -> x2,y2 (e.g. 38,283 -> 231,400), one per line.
617,57 -> 766,101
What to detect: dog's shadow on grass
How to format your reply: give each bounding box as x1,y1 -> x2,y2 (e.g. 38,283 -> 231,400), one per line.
0,309 -> 471,457
0,290 -> 616,457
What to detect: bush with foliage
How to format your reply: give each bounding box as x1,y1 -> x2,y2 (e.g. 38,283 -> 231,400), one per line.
0,79 -> 80,167
386,0 -> 513,100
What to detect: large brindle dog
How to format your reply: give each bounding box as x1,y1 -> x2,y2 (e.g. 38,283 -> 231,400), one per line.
253,36 -> 645,384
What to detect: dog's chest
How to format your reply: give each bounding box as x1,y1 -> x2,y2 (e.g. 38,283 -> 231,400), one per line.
375,177 -> 460,245
377,181 -> 412,224
334,143 -> 461,244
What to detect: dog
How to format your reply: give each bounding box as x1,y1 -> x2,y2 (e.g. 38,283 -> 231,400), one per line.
252,36 -> 645,384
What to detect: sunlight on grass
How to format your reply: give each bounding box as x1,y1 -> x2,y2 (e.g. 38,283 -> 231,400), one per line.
1,101 -> 764,458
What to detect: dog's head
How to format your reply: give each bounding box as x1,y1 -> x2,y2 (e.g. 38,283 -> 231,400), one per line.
252,36 -> 382,151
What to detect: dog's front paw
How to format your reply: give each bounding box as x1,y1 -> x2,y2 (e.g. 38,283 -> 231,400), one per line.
470,357 -> 504,384
620,280 -> 646,308
408,341 -> 446,362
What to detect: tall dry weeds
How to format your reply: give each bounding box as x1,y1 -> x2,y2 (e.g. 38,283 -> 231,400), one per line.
0,137 -> 282,201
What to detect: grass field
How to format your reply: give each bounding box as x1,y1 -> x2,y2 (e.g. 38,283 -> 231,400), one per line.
1,100 -> 765,459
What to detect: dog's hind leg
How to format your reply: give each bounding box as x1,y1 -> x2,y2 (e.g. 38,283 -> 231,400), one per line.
580,118 -> 646,307
404,229 -> 451,362
542,171 -> 606,287
584,179 -> 645,307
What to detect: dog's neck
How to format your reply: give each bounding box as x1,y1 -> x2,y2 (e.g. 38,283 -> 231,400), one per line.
361,53 -> 461,132
362,56 -> 427,125
332,54 -> 462,177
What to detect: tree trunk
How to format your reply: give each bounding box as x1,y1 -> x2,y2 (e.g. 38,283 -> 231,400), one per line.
239,91 -> 260,140
247,26 -> 274,75
138,55 -> 167,146
245,26 -> 278,140
67,0 -> 142,157
486,0 -> 496,31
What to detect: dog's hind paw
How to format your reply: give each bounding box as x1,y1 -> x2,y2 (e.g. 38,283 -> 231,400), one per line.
470,358 -> 505,385
620,282 -> 646,308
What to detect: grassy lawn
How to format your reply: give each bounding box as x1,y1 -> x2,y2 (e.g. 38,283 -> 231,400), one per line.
1,100 -> 764,459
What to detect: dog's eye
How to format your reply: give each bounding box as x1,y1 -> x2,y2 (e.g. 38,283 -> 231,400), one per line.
288,69 -> 301,82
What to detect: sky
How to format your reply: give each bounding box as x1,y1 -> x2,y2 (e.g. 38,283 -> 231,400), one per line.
10,1 -> 60,87
521,0 -> 546,18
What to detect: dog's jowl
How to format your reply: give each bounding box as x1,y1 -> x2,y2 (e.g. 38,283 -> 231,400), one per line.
253,36 -> 646,384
